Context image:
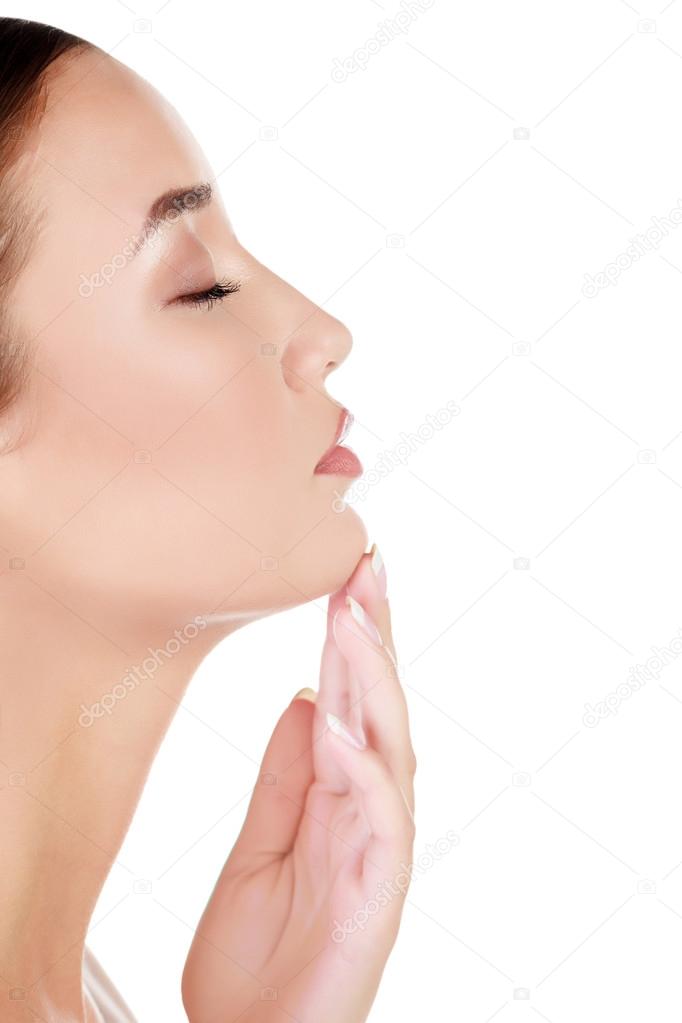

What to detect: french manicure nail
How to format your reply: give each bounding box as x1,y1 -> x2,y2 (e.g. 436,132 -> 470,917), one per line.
332,607 -> 342,646
346,594 -> 383,645
369,542 -> 387,598
290,687 -> 317,704
326,711 -> 367,750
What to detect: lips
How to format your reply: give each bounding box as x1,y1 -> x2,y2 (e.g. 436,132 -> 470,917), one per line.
314,406 -> 363,477
317,407 -> 353,463
334,407 -> 353,451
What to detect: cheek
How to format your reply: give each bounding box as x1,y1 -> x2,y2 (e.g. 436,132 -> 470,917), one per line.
13,301 -> 365,625
152,373 -> 307,563
152,353 -> 293,479
14,373 -> 294,636
34,292 -> 269,451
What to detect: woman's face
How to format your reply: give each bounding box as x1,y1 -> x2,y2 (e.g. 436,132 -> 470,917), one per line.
0,50 -> 367,639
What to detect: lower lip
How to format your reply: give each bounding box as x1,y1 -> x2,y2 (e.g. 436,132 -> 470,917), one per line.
314,445 -> 363,477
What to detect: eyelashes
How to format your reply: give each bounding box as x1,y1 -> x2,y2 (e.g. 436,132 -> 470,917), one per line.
174,276 -> 241,311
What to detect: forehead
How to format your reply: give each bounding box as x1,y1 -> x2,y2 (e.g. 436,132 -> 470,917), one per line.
27,50 -> 211,240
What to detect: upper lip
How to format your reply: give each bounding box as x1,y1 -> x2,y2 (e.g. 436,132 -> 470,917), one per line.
316,406 -> 353,467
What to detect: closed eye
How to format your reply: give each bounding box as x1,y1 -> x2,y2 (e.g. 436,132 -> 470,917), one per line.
175,277 -> 241,310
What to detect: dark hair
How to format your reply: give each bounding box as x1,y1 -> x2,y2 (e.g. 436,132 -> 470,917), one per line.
0,18 -> 92,419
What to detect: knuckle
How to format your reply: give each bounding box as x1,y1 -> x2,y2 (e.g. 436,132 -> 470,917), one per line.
387,818 -> 415,848
403,816 -> 417,846
406,747 -> 417,777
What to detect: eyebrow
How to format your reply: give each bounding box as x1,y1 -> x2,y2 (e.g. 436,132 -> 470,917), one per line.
133,181 -> 213,254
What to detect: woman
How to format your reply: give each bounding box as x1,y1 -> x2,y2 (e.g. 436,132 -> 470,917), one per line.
0,17 -> 416,1023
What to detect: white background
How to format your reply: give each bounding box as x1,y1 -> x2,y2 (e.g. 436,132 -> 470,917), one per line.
7,0 -> 682,1020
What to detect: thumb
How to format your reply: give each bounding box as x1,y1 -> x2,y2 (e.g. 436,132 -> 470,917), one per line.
228,690 -> 317,870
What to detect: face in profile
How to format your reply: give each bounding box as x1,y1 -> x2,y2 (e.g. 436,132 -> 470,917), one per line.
0,47 -> 368,641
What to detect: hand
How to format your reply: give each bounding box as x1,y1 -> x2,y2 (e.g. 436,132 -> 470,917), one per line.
181,545 -> 416,1023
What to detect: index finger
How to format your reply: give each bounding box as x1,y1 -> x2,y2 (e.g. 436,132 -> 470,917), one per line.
312,586 -> 354,792
332,596 -> 416,816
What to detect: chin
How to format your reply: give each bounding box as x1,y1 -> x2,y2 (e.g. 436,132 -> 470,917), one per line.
313,504 -> 369,596
185,507 -> 368,627
262,505 -> 369,610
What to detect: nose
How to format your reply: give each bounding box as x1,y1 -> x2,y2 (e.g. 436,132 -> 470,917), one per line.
280,306 -> 353,393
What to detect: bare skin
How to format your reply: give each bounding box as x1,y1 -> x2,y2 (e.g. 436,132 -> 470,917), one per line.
0,47 -> 415,1022
183,551 -> 415,1022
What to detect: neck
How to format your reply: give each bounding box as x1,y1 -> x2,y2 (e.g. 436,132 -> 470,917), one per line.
0,572 -> 240,1021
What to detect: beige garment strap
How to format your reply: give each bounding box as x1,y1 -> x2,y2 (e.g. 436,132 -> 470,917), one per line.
82,945 -> 138,1023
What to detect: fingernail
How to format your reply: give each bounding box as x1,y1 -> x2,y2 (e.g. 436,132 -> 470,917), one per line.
326,711 -> 367,750
369,542 -> 387,598
291,687 -> 317,705
346,594 -> 382,645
